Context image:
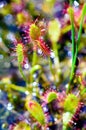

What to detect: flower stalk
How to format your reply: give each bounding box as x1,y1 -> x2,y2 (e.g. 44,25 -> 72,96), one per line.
67,4 -> 86,93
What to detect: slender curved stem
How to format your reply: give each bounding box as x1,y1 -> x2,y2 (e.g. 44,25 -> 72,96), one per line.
69,7 -> 75,64
6,84 -> 28,93
70,4 -> 86,82
67,4 -> 86,93
18,63 -> 28,85
32,50 -> 37,66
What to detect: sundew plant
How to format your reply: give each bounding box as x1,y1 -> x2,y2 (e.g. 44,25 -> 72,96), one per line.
0,0 -> 86,130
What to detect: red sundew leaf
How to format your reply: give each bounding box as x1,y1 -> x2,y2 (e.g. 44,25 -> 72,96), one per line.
25,100 -> 45,125
36,38 -> 51,56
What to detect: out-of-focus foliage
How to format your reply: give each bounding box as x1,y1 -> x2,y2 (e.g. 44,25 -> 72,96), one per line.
0,0 -> 86,130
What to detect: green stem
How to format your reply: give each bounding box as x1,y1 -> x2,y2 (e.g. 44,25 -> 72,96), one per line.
32,50 -> 37,66
30,50 -> 37,83
70,9 -> 75,64
72,25 -> 75,64
18,63 -> 28,85
49,57 -> 56,82
67,4 -> 86,93
6,84 -> 28,93
52,41 -> 58,57
52,42 -> 61,83
69,0 -> 73,5
70,4 -> 86,82
68,7 -> 75,64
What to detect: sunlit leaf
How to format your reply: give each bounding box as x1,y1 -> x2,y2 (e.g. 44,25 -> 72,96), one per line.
25,99 -> 45,125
